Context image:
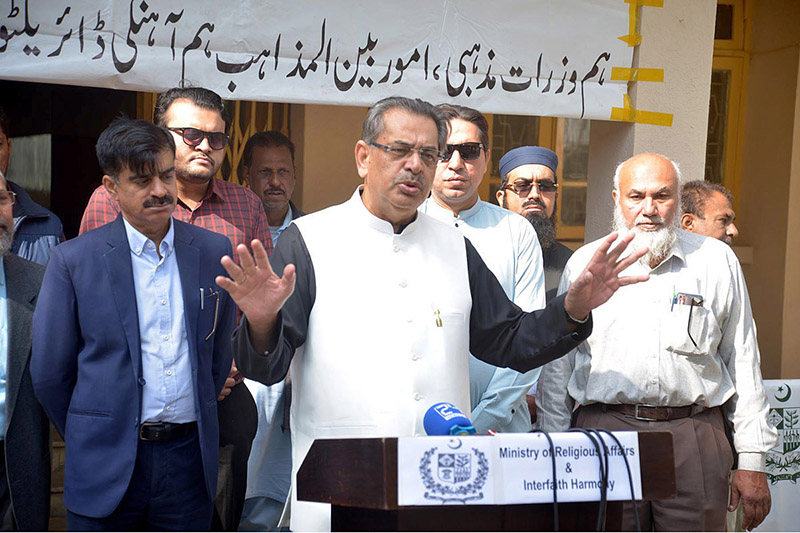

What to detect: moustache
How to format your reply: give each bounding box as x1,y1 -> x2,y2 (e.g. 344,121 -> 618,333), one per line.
522,199 -> 546,210
634,214 -> 665,226
263,187 -> 286,195
142,195 -> 175,208
392,171 -> 425,187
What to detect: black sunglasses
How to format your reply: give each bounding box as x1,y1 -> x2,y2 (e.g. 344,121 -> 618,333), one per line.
440,142 -> 484,162
168,127 -> 230,151
503,179 -> 559,195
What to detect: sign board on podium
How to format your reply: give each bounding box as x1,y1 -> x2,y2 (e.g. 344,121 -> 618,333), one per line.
397,432 -> 642,506
297,432 -> 674,531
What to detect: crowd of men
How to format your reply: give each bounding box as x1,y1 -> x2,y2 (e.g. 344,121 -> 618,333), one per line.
0,87 -> 777,532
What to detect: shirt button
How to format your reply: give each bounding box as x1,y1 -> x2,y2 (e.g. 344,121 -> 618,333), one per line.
147,242 -> 153,248
454,223 -> 459,228
406,318 -> 413,323
156,266 -> 161,271
163,335 -> 169,341
393,246 -> 401,253
411,353 -> 420,361
399,281 -> 407,288
161,299 -> 167,305
166,370 -> 172,376
135,247 -> 141,253
166,406 -> 172,411
650,378 -> 657,384
414,393 -> 423,401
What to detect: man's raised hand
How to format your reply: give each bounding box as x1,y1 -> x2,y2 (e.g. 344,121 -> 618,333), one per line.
216,240 -> 295,349
564,232 -> 650,321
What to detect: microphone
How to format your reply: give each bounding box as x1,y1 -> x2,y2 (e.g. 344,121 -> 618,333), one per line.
423,402 -> 477,436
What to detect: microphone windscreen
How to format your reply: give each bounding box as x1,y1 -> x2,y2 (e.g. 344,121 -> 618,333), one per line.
424,402 -> 475,435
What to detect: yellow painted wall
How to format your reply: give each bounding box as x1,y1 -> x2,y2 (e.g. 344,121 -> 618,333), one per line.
738,0 -> 800,379
783,62 -> 800,380
295,104 -> 367,214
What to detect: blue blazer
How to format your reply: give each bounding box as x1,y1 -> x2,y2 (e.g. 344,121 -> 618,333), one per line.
31,216 -> 235,519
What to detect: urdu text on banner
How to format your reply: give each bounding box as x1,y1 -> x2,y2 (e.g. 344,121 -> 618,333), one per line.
0,0 -> 633,119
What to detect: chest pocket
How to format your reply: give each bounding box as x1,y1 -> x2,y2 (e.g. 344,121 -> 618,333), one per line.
663,303 -> 715,356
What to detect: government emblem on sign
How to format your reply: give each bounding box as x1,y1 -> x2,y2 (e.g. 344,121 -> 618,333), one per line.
765,387 -> 800,484
769,408 -> 800,454
419,441 -> 488,503
438,453 -> 471,483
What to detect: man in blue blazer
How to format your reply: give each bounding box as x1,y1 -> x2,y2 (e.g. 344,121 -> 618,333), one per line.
31,118 -> 235,530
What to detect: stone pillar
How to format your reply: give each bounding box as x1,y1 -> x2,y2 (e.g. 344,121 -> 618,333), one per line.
584,0 -> 717,241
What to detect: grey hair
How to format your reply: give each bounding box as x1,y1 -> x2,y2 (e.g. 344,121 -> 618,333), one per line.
680,180 -> 733,217
361,96 -> 447,150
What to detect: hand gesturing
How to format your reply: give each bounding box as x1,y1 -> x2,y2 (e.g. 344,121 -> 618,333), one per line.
564,232 -> 650,320
216,240 -> 296,333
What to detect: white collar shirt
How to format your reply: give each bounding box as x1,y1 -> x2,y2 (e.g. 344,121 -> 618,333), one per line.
537,230 -> 778,470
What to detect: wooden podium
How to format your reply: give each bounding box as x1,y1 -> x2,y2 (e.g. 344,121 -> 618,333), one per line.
297,432 -> 676,531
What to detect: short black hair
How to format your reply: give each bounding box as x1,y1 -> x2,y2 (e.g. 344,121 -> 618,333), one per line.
242,131 -> 295,168
435,103 -> 490,149
361,96 -> 447,150
153,86 -> 230,134
680,180 -> 733,218
96,117 -> 176,183
0,106 -> 8,137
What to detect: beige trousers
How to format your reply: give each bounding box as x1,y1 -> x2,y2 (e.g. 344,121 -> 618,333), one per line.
576,404 -> 734,531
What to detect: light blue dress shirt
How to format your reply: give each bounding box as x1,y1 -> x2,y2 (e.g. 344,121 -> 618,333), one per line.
269,208 -> 293,249
0,257 -> 7,439
420,198 -> 546,433
123,218 -> 195,423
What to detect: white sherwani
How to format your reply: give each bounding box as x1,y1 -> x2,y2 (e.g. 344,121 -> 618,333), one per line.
234,188 -> 590,531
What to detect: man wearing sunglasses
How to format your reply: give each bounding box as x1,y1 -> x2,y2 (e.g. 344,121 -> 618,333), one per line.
496,147 -> 573,426
419,104 -> 545,435
79,87 -> 269,531
497,146 -> 573,304
218,96 -> 651,531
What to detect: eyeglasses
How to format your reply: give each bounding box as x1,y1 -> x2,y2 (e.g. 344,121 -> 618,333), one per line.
168,127 -> 230,151
0,190 -> 16,206
200,287 -> 221,341
440,142 -> 485,162
502,179 -> 558,196
369,142 -> 440,167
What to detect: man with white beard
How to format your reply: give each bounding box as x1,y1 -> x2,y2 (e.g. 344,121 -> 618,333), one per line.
536,153 -> 777,532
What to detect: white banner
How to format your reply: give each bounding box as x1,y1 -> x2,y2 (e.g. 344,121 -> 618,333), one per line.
398,431 -> 641,506
0,1 -> 633,119
756,379 -> 800,532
